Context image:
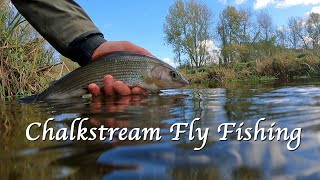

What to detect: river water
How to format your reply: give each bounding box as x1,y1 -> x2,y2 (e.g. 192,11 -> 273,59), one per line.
1,80 -> 320,179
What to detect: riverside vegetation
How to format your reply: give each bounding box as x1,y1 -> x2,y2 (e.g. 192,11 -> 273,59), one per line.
0,1 -> 78,99
1,0 -> 320,99
180,49 -> 320,84
1,0 -> 54,99
164,1 -> 320,84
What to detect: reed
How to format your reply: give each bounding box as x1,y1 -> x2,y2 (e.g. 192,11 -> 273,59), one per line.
255,51 -> 320,81
0,1 -> 57,99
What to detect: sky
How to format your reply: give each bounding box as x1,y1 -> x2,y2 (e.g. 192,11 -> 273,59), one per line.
76,0 -> 320,67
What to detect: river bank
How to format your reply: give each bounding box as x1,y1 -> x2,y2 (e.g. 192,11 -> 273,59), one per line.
180,50 -> 320,84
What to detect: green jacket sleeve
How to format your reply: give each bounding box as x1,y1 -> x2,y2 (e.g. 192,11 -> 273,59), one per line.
11,0 -> 106,65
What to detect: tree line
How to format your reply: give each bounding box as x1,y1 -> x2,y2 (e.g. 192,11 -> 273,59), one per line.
163,0 -> 320,68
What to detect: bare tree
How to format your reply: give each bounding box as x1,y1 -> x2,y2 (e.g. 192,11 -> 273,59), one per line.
256,9 -> 274,42
275,27 -> 287,47
288,17 -> 308,49
255,9 -> 275,56
306,13 -> 320,50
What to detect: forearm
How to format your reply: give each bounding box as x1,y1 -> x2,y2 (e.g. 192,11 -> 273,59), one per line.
11,0 -> 106,65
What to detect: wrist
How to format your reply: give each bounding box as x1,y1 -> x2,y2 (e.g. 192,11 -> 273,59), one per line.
68,32 -> 107,66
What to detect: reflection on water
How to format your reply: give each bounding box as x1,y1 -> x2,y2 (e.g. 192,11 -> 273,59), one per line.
1,80 -> 320,179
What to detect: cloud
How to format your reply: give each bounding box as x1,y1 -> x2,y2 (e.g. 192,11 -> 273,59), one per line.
162,58 -> 178,68
203,40 -> 220,52
307,6 -> 320,14
235,0 -> 247,5
276,0 -> 320,8
199,40 -> 220,64
254,0 -> 274,9
254,0 -> 320,9
219,0 -> 247,5
277,26 -> 285,32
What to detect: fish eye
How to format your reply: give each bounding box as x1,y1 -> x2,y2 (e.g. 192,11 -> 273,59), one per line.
169,70 -> 178,79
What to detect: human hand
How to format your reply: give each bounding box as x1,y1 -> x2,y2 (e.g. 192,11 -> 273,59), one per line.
88,41 -> 152,96
91,41 -> 153,60
88,75 -> 148,96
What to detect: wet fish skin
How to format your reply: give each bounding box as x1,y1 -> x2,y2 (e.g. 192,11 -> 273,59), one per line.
26,52 -> 189,101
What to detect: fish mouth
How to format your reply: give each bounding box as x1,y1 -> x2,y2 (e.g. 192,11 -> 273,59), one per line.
182,80 -> 189,86
181,77 -> 189,86
176,78 -> 189,88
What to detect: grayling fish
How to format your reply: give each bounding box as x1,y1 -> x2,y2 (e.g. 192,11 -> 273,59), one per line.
22,52 -> 189,102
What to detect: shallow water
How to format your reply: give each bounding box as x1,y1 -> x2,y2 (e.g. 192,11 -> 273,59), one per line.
1,80 -> 320,179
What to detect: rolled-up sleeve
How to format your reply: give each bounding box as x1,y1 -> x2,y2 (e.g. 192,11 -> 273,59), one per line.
11,0 -> 106,65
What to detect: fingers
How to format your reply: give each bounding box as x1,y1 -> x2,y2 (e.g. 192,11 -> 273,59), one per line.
103,75 -> 115,96
131,87 -> 148,95
102,75 -> 147,96
88,83 -> 101,96
89,75 -> 148,97
103,75 -> 131,96
113,81 -> 131,95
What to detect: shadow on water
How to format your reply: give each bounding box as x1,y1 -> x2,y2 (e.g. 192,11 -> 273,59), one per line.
1,79 -> 320,179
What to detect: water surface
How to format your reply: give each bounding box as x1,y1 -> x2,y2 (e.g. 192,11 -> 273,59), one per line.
1,80 -> 320,179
